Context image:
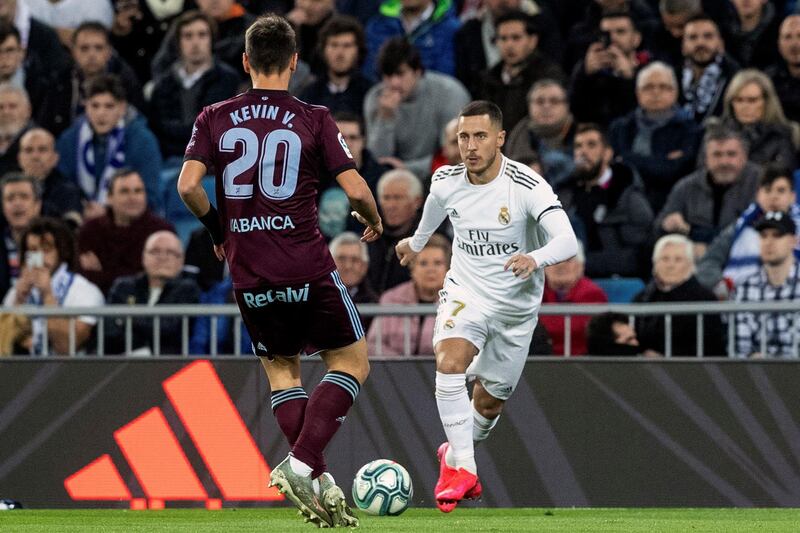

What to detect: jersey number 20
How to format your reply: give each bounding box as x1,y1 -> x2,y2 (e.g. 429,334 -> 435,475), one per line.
220,127 -> 301,200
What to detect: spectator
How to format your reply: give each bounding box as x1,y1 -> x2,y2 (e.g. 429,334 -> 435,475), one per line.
330,231 -> 378,329
608,61 -> 701,209
586,311 -> 644,356
0,0 -> 70,76
679,14 -> 740,123
151,0 -> 256,81
0,173 -> 40,297
367,168 -> 423,294
505,79 -> 575,186
77,168 -> 173,295
287,0 -> 336,73
37,21 -> 145,135
366,233 -> 449,356
430,117 -> 460,173
655,126 -> 760,255
650,0 -> 702,71
707,69 -> 798,168
56,74 -> 162,215
149,10 -> 240,159
541,241 -> 608,355
634,233 -> 724,356
17,128 -> 81,220
363,38 -> 469,179
364,0 -> 460,81
298,15 -> 373,116
721,0 -> 779,69
454,0 -> 563,97
697,165 -> 800,291
105,230 -> 200,355
0,83 -> 32,176
110,0 -> 189,84
0,21 -> 47,113
556,123 -> 653,278
183,226 -> 225,292
189,275 -> 252,356
570,11 -> 649,127
734,211 -> 800,358
2,216 -> 104,355
768,15 -> 800,123
476,10 -> 565,133
26,0 -> 114,47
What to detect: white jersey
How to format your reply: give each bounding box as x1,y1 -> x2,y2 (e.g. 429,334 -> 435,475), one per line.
410,156 -> 566,322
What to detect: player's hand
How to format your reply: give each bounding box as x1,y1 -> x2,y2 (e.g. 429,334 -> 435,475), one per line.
395,237 -> 417,267
504,254 -> 537,280
351,211 -> 383,242
213,244 -> 226,261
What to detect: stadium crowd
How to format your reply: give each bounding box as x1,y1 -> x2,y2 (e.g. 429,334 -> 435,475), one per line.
1,0 -> 800,358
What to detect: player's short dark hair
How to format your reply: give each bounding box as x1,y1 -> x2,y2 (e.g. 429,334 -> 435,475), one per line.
172,10 -> 218,49
575,123 -> 609,146
759,164 -> 795,191
107,167 -> 142,195
317,15 -> 367,68
245,14 -> 297,75
586,312 -> 630,355
332,111 -> 364,134
0,20 -> 20,46
19,217 -> 77,271
459,100 -> 503,130
494,10 -> 539,35
72,21 -> 110,45
377,37 -> 423,77
0,172 -> 41,200
683,13 -> 720,32
84,73 -> 127,102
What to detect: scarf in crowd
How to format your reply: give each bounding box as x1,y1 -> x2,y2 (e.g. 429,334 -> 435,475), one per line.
632,106 -> 676,157
682,55 -> 723,119
28,263 -> 75,355
76,117 -> 126,205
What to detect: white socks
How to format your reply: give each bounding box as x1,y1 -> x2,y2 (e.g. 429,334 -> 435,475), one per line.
435,372 -> 476,474
444,406 -> 500,466
289,455 -> 313,477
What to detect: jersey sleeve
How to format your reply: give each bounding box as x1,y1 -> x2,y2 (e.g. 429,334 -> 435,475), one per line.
184,107 -> 214,169
319,109 -> 357,177
525,179 -> 563,221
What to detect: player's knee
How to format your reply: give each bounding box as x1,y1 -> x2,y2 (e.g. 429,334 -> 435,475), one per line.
475,399 -> 503,419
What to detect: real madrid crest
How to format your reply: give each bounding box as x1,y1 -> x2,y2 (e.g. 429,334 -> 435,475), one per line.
444,319 -> 455,330
498,206 -> 511,225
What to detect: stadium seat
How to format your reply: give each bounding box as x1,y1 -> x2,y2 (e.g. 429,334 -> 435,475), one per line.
592,277 -> 645,303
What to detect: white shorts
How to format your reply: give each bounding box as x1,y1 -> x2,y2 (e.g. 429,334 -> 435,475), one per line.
432,283 -> 536,401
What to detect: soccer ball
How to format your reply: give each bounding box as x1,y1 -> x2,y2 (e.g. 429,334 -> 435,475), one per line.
351,459 -> 413,516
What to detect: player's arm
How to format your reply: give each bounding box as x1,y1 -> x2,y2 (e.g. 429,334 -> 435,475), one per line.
397,193 -> 448,267
177,159 -> 225,260
505,209 -> 578,279
336,168 -> 383,242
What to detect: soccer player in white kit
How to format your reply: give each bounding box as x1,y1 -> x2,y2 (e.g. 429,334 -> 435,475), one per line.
395,101 -> 578,512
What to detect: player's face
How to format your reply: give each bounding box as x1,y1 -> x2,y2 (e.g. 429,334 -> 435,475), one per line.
682,21 -> 722,66
107,173 -> 147,221
18,130 -> 58,179
85,93 -> 126,135
0,35 -> 23,79
653,243 -> 693,287
179,20 -> 213,66
72,30 -> 112,76
496,20 -> 537,66
332,242 -> 368,288
529,84 -> 568,126
196,0 -> 234,19
756,177 -> 796,212
545,257 -> 584,293
731,82 -> 765,125
1,181 -> 40,231
324,33 -> 359,76
143,233 -> 184,281
705,138 -> 746,185
759,229 -> 796,266
378,179 -> 421,227
335,120 -> 363,164
296,0 -> 335,25
457,114 -> 505,176
410,246 -> 447,294
573,130 -> 612,176
779,16 -> 800,66
381,64 -> 421,101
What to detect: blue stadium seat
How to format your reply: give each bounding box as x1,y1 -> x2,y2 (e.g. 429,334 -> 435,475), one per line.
592,277 -> 645,303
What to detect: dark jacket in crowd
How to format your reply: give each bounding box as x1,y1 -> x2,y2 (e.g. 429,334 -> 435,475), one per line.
184,227 -> 225,292
105,272 -> 201,355
716,118 -> 797,169
634,276 -> 725,356
766,61 -> 800,123
298,71 -> 374,117
40,169 -> 82,218
367,214 -> 421,295
720,1 -> 779,69
569,59 -> 641,127
25,17 -> 71,76
149,61 -> 241,158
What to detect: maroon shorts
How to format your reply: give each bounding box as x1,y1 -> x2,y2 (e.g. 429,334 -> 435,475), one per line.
233,270 -> 365,358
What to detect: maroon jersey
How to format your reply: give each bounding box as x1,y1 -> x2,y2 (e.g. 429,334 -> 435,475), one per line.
185,89 -> 356,288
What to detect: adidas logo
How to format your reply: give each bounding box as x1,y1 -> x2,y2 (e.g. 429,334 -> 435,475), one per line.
63,361 -> 283,509
447,208 -> 460,219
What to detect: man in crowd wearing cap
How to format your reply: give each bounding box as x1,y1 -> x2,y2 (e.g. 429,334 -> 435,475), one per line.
733,211 -> 800,358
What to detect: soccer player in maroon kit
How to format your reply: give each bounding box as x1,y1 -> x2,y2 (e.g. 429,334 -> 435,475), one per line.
177,14 -> 382,528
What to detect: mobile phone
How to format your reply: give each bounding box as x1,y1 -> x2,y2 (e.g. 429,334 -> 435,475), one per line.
25,251 -> 43,269
598,30 -> 612,49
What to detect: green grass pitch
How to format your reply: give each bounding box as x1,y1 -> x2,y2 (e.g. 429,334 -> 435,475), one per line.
1,508 -> 799,532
